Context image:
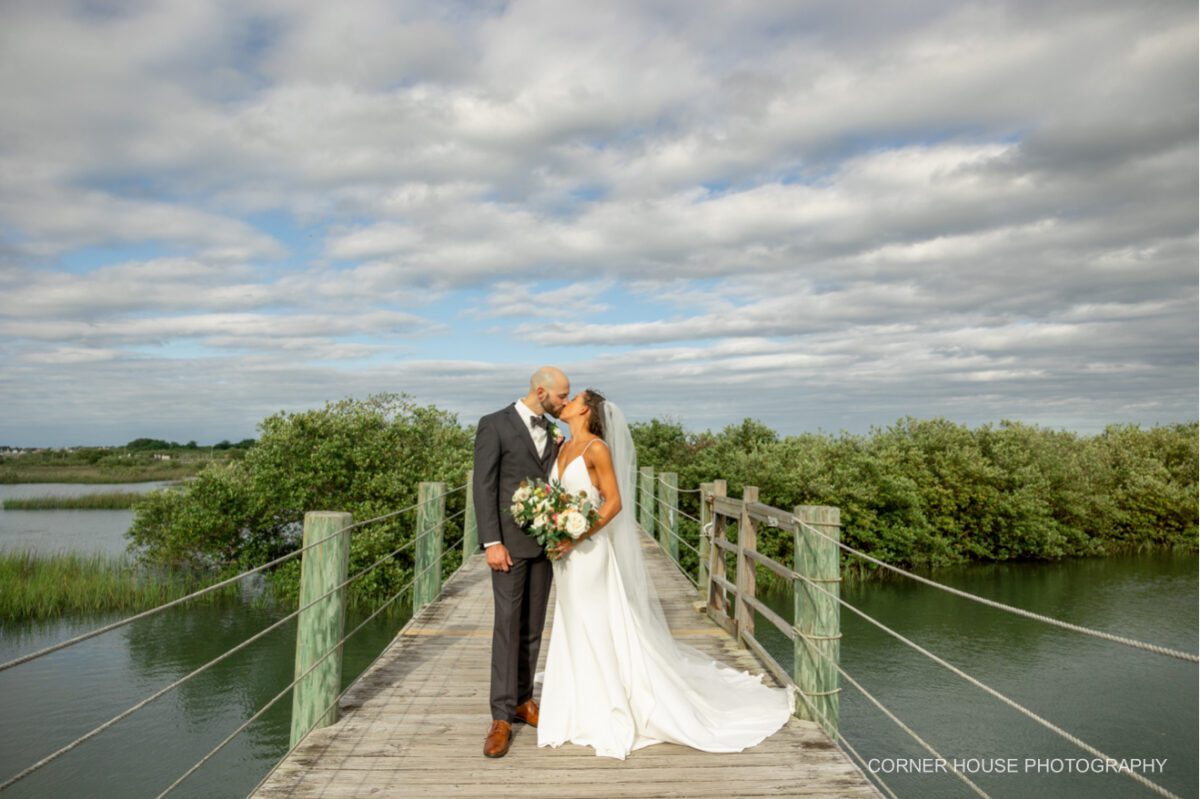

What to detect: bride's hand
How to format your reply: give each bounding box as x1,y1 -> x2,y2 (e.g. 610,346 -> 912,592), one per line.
548,539 -> 574,560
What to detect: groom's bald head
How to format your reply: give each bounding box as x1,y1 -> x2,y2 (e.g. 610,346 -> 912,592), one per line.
530,366 -> 567,392
528,366 -> 570,416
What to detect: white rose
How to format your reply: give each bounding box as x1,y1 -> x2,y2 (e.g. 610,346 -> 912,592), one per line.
563,511 -> 588,538
533,514 -> 549,530
513,486 -> 532,503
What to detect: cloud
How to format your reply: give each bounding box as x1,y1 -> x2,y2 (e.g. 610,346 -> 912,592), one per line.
0,0 -> 1193,445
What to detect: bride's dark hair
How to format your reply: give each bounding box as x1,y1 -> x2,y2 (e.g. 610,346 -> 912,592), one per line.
582,388 -> 606,439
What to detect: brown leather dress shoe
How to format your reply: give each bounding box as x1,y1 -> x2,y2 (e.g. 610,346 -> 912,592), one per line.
483,719 -> 513,758
514,697 -> 539,727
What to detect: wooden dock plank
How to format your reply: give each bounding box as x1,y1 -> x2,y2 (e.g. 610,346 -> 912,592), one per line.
252,533 -> 882,799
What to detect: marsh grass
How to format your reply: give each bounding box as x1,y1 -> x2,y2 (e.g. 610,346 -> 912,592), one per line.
0,463 -> 199,484
3,492 -> 145,510
0,550 -> 240,620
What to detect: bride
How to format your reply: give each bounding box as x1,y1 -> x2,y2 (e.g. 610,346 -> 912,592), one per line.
535,388 -> 796,760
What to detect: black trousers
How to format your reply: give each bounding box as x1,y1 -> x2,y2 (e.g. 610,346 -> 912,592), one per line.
489,551 -> 553,722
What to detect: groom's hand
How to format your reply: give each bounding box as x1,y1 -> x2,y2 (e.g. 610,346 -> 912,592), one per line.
486,543 -> 514,572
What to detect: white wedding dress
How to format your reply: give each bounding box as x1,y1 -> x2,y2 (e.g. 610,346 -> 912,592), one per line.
535,403 -> 795,760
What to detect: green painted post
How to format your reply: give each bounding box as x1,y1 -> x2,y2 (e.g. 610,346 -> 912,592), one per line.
793,505 -> 841,736
658,472 -> 679,562
290,511 -> 351,747
698,481 -> 714,600
414,482 -> 446,612
638,467 -> 655,534
463,470 -> 478,557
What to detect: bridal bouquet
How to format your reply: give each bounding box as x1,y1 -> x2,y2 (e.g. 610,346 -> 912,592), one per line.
509,478 -> 601,558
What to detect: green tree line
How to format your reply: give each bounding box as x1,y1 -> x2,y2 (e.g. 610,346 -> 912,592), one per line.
631,416 -> 1197,581
126,395 -> 1196,608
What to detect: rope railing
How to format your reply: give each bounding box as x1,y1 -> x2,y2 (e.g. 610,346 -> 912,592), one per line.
245,529 -> 472,797
638,479 -> 898,797
634,495 -> 702,558
0,482 -> 469,674
679,479 -> 1190,798
656,473 -> 701,493
784,677 -> 902,799
787,516 -> 1199,664
792,626 -> 990,798
0,504 -> 469,793
790,568 -> 1183,799
157,531 -> 469,798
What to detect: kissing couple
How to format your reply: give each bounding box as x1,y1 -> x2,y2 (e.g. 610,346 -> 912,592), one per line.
472,366 -> 796,759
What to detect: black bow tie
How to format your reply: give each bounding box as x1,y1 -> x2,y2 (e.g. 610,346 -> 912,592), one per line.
530,415 -> 550,430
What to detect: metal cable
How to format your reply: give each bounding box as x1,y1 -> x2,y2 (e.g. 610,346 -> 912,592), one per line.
790,517 -> 1198,663
791,570 -> 1183,799
0,482 -> 468,674
156,534 -> 468,798
0,512 -> 465,792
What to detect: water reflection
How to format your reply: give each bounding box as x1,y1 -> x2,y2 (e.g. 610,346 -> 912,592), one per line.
0,598 -> 411,799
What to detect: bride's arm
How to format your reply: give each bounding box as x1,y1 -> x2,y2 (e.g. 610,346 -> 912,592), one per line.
578,441 -> 622,540
549,441 -> 622,557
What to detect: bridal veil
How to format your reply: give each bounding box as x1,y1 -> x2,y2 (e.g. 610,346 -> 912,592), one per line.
601,400 -> 798,717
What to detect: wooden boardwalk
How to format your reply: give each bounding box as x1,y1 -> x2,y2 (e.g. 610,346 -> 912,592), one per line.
252,533 -> 882,799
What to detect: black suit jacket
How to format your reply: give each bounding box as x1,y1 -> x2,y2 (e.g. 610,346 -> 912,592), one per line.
472,404 -> 561,559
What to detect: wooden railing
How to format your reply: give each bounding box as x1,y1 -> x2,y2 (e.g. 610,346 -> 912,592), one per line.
289,477 -> 478,747
290,467 -> 843,746
638,469 -> 843,738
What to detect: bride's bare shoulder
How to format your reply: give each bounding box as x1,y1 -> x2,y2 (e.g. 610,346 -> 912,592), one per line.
582,437 -> 611,464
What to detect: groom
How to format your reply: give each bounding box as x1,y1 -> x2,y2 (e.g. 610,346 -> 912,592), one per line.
472,366 -> 569,758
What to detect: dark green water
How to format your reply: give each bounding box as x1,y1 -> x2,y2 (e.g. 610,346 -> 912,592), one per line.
753,548 -> 1198,799
0,544 -> 1195,798
0,600 -> 408,799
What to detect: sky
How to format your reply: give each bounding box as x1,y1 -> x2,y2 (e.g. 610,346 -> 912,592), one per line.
0,0 -> 1196,447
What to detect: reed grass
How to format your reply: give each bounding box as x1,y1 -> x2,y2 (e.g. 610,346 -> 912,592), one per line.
0,463 -> 200,484
0,550 -> 239,621
3,492 -> 145,510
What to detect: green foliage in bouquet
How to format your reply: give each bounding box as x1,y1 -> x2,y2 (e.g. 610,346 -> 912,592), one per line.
509,477 -> 601,557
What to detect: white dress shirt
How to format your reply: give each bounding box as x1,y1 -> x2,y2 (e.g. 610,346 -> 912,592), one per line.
513,398 -> 550,458
483,400 -> 551,549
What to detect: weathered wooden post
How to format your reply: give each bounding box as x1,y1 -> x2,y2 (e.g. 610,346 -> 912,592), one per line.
463,470 -> 478,557
698,481 -> 714,601
658,472 -> 679,563
638,466 -> 655,534
708,479 -> 728,615
414,482 -> 446,613
290,511 -> 351,747
793,505 -> 841,736
734,485 -> 759,647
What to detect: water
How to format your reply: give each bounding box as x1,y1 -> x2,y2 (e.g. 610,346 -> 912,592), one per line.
0,601 -> 406,799
0,492 -> 1195,798
752,549 -> 1198,799
0,482 -> 176,554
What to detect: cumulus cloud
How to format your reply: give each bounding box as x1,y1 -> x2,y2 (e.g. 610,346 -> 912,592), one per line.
0,0 -> 1194,444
